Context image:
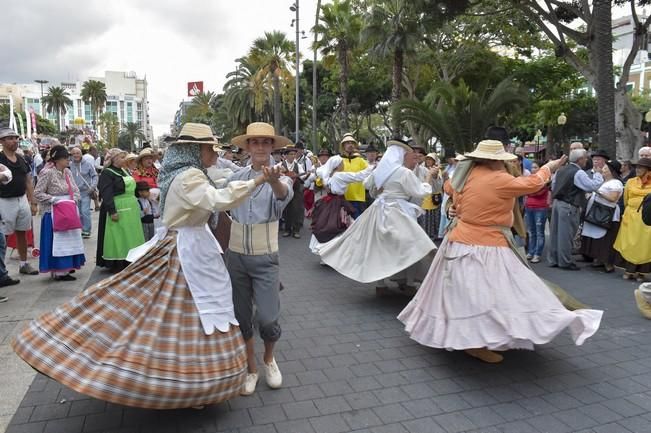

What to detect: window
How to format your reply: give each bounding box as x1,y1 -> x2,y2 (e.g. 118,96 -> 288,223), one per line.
84,102 -> 92,121
25,98 -> 41,113
626,82 -> 636,93
106,101 -> 118,115
127,102 -> 133,122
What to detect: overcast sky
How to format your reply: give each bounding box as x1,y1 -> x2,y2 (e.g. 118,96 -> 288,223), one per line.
1,0 -> 319,138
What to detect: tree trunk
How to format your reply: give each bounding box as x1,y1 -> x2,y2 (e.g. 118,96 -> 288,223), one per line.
615,90 -> 644,160
272,68 -> 282,133
313,0 -> 321,153
338,43 -> 350,131
391,48 -> 404,133
593,0 -> 616,158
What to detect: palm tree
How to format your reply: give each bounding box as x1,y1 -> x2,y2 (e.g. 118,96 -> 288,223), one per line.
394,78 -> 529,153
98,112 -> 120,148
314,0 -> 363,130
120,122 -> 146,152
593,0 -> 616,157
361,0 -> 423,116
248,31 -> 296,133
80,79 -> 107,131
41,86 -> 73,131
185,91 -> 216,123
223,58 -> 272,130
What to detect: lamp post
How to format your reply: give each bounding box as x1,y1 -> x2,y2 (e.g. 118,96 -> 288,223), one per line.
535,129 -> 542,156
557,112 -> 567,157
645,111 -> 651,145
34,79 -> 48,117
290,2 -> 300,143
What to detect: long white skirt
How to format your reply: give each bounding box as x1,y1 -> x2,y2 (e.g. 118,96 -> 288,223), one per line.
398,239 -> 603,351
318,199 -> 436,283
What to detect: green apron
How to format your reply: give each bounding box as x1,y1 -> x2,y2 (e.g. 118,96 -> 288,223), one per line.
103,172 -> 146,260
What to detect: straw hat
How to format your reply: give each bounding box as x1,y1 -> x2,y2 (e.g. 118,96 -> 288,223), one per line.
137,147 -> 156,162
340,133 -> 357,146
174,123 -> 219,145
386,138 -> 412,152
425,152 -> 439,162
231,122 -> 292,150
125,152 -> 138,161
465,140 -> 516,161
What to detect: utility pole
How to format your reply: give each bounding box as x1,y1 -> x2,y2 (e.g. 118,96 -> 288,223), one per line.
313,0 -> 321,153
35,79 -> 48,117
290,1 -> 300,143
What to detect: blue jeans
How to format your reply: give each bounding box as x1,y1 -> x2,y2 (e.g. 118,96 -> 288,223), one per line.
77,192 -> 92,234
0,228 -> 7,279
525,208 -> 547,257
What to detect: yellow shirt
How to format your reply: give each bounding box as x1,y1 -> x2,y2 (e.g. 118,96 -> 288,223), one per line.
342,155 -> 368,202
614,177 -> 651,264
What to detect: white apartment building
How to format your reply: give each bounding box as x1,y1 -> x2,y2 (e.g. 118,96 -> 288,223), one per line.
0,71 -> 153,140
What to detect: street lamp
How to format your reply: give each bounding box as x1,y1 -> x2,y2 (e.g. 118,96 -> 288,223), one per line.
557,112 -> 567,156
535,129 -> 542,155
34,79 -> 48,117
290,1 -> 300,144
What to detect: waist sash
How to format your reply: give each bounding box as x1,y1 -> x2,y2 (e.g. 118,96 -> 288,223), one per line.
229,220 -> 279,255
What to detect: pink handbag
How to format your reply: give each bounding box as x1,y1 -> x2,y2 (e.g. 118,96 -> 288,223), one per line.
52,173 -> 82,232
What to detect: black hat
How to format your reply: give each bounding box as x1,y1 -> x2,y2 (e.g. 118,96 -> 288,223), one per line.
295,141 -> 305,150
605,160 -> 622,178
484,126 -> 510,146
636,157 -> 651,169
283,147 -> 297,155
318,148 -> 332,156
591,149 -> 610,160
365,144 -> 378,153
135,181 -> 151,192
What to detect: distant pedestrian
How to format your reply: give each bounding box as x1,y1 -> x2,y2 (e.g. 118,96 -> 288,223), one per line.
135,181 -> 159,241
70,147 -> 98,238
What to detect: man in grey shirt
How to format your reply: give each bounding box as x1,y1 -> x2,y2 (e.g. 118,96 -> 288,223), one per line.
549,149 -> 603,269
70,147 -> 98,238
227,122 -> 293,396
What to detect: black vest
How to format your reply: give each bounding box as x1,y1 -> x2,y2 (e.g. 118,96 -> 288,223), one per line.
552,163 -> 586,209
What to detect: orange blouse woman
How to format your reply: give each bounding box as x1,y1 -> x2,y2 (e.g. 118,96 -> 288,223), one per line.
399,140 -> 603,364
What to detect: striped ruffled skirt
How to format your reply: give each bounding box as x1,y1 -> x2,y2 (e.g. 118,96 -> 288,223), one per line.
12,231 -> 247,409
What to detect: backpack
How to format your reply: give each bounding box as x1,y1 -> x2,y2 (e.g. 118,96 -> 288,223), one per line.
640,193 -> 651,226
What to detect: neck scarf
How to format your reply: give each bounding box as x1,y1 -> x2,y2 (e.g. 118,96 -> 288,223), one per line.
373,145 -> 405,189
316,155 -> 343,187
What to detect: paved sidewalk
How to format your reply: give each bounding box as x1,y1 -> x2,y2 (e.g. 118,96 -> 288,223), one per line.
3,232 -> 651,433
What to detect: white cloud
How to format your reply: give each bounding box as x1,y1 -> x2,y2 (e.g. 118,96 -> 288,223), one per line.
1,0 -> 320,138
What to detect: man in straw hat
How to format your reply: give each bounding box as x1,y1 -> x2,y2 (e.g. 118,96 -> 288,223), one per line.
339,133 -> 368,218
398,140 -> 602,364
227,122 -> 293,395
548,148 -> 603,270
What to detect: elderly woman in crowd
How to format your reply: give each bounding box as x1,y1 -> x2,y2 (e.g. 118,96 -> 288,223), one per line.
580,160 -> 624,273
34,146 -> 85,281
132,147 -> 160,201
96,149 -> 145,271
12,123 -> 274,409
399,141 -> 602,364
614,157 -> 651,282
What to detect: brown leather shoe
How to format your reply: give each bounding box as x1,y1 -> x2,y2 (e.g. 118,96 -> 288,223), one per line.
464,348 -> 504,363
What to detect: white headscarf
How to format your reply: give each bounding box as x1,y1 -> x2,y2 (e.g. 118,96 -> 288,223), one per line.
373,145 -> 406,188
317,155 -> 343,186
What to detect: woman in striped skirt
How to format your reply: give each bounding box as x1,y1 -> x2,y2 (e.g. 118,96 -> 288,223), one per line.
12,123 -> 274,409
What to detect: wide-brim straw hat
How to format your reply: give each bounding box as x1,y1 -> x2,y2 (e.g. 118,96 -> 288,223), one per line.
425,152 -> 439,162
137,147 -> 156,162
465,140 -> 517,161
174,123 -> 219,145
125,153 -> 138,161
387,138 -> 412,152
231,122 -> 292,150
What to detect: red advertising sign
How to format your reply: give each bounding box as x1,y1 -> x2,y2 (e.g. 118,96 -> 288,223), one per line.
187,81 -> 204,97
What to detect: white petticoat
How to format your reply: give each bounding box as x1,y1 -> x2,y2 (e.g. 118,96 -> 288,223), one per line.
398,239 -> 603,351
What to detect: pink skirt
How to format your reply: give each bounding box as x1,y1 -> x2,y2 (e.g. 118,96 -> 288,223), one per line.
398,239 -> 603,351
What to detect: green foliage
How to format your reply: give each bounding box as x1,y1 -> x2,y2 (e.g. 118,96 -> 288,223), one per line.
98,112 -> 119,148
0,104 -> 58,136
80,79 -> 107,129
394,78 -> 529,152
119,122 -> 145,152
41,86 -> 73,131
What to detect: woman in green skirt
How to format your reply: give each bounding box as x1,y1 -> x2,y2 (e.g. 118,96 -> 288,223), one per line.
97,149 -> 145,270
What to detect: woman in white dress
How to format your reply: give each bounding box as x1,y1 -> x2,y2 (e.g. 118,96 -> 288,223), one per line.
580,160 -> 624,273
318,139 -> 437,283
